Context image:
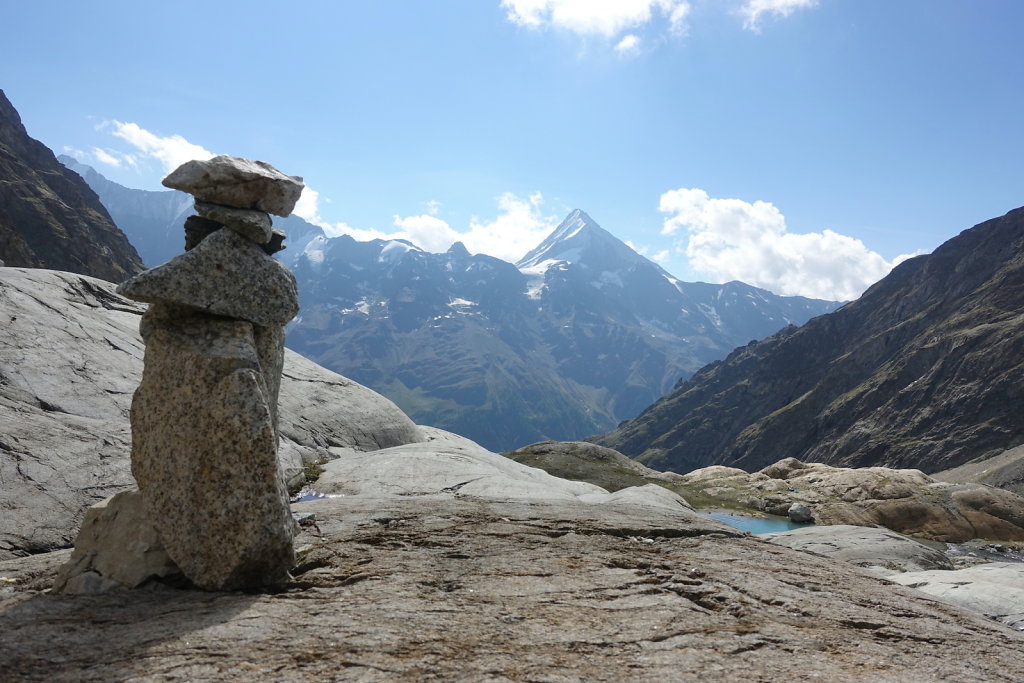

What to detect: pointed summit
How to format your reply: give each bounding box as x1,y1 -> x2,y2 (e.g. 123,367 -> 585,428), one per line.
516,209 -> 661,274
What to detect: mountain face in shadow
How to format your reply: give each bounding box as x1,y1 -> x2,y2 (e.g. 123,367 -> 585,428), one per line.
0,91 -> 142,281
595,206 -> 1024,475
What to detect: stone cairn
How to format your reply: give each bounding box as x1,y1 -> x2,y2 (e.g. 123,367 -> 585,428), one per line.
54,156 -> 303,592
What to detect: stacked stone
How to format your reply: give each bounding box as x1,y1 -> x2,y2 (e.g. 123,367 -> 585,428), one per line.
55,156 -> 304,593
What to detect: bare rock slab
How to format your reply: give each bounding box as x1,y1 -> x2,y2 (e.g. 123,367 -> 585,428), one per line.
162,155 -> 303,217
131,304 -> 294,590
51,489 -> 180,593
116,227 -> 299,327
761,524 -> 954,573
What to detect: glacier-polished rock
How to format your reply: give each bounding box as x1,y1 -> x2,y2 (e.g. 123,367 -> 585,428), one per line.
116,227 -> 299,327
161,155 -> 303,217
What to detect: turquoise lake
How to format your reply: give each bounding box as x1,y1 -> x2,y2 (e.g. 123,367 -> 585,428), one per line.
700,512 -> 810,534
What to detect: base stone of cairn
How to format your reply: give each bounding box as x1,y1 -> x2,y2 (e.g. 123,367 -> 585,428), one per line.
55,155 -> 304,593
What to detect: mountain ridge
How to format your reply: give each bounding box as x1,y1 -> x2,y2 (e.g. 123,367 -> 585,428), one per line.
594,205 -> 1024,475
60,157 -> 841,451
0,91 -> 143,280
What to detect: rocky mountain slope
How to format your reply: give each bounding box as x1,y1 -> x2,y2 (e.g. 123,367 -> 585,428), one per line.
0,91 -> 142,281
284,210 -> 838,450
596,206 -> 1024,475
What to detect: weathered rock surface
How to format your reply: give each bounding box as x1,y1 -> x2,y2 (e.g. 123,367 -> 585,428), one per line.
129,303 -> 294,590
1,493 -> 1023,680
317,428 -> 698,515
596,206 -> 1024,476
761,524 -> 954,573
194,200 -> 272,244
161,155 -> 303,217
50,489 -> 180,593
891,562 -> 1024,631
0,90 -> 144,281
0,268 -> 424,560
277,351 -> 424,453
117,228 -> 299,327
504,440 -> 685,492
936,444 -> 1024,497
788,502 -> 812,523
672,457 -> 1024,542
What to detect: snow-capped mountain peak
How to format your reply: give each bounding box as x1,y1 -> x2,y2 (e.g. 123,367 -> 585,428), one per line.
516,209 -> 667,282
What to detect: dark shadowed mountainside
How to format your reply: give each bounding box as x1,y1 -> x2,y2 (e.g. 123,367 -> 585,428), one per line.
0,91 -> 142,281
595,206 -> 1024,475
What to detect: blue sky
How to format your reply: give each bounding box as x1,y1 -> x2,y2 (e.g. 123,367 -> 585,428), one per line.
2,0 -> 1021,300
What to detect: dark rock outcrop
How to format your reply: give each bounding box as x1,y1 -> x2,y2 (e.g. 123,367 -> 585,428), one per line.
0,90 -> 143,281
596,206 -> 1024,475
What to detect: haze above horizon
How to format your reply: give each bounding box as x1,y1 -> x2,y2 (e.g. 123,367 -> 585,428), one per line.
3,0 -> 1021,300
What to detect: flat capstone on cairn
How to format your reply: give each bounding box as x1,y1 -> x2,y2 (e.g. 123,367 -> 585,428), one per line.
54,156 -> 304,593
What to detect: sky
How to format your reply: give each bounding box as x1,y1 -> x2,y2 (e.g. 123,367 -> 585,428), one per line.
2,0 -> 1022,301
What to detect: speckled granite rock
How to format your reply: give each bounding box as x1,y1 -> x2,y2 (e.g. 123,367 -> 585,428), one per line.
118,227 -> 299,327
194,200 -> 272,244
161,155 -> 303,217
116,228 -> 298,327
51,489 -> 180,593
130,303 -> 294,590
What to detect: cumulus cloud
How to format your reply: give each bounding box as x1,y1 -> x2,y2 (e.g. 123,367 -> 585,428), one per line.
739,0 -> 818,32
293,186 -> 324,223
500,0 -> 815,41
614,34 -> 641,56
324,192 -> 559,263
659,187 -> 908,301
501,0 -> 691,40
104,121 -> 215,172
89,147 -> 124,168
463,192 -> 560,261
391,213 -> 462,253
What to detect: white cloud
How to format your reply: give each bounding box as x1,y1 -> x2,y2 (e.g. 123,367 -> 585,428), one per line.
105,121 -> 215,172
659,187 -> 907,301
90,147 -> 122,168
330,222 -> 392,242
500,0 -> 817,41
501,0 -> 690,38
425,199 -> 442,215
391,213 -> 462,253
293,185 -> 324,223
739,0 -> 818,32
324,192 -> 559,263
624,239 -> 648,255
463,192 -> 560,261
651,249 -> 670,263
614,34 -> 641,56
